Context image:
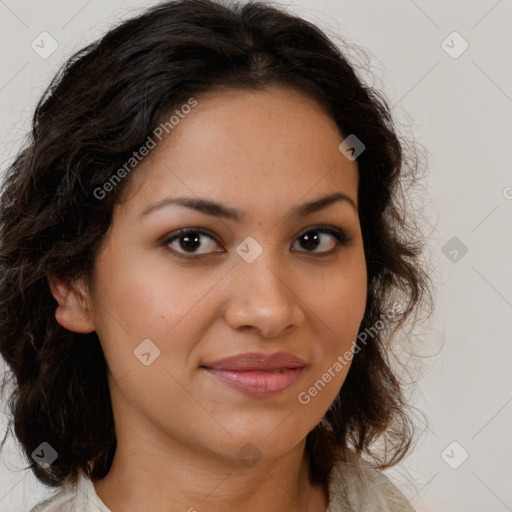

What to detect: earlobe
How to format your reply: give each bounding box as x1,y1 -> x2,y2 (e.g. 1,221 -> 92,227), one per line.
48,275 -> 96,334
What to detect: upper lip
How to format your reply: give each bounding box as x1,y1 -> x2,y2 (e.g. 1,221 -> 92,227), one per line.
201,351 -> 306,371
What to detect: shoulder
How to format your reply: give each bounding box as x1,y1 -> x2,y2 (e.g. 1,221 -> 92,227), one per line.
326,448 -> 415,512
29,485 -> 76,512
29,469 -> 109,512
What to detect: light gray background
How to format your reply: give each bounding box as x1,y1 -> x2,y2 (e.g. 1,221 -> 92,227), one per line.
0,1 -> 511,511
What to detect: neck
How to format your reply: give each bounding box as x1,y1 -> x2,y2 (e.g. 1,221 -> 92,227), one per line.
92,420 -> 329,512
91,371 -> 330,512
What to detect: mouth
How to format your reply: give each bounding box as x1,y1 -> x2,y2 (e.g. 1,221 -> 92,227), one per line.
200,351 -> 306,397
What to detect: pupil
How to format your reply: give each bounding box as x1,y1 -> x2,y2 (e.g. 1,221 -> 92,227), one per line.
301,231 -> 319,250
181,233 -> 201,252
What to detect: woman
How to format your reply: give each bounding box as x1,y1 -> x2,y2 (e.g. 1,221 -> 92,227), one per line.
0,0 -> 433,510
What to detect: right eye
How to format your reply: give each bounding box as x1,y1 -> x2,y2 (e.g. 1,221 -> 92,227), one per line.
162,228 -> 224,258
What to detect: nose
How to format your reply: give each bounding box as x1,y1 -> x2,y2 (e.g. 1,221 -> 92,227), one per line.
222,254 -> 305,339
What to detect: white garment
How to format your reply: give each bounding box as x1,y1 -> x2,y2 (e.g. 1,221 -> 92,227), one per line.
30,470 -> 110,512
30,452 -> 415,512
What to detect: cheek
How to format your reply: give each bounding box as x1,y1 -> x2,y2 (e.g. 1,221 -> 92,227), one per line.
314,254 -> 367,337
90,246 -> 221,376
297,288 -> 366,419
305,253 -> 367,386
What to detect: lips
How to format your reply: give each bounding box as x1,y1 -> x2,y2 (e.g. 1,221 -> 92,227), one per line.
202,351 -> 306,371
201,352 -> 306,396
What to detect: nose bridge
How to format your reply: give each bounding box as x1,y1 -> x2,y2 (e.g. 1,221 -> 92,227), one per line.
224,240 -> 302,336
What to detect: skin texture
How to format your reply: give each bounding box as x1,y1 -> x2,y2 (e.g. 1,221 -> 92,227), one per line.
49,85 -> 367,512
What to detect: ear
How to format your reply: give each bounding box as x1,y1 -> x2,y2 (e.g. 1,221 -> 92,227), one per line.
48,275 -> 95,334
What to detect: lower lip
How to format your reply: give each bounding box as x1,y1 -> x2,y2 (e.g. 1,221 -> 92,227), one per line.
203,367 -> 304,396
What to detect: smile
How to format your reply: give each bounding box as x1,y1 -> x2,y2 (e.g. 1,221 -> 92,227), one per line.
200,351 -> 306,396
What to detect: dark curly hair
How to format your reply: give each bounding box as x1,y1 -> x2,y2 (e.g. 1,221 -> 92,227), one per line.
0,0 -> 433,490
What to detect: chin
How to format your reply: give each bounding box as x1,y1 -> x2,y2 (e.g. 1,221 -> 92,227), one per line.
222,427 -> 307,462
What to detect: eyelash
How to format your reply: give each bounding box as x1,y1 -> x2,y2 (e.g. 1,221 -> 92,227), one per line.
161,224 -> 352,260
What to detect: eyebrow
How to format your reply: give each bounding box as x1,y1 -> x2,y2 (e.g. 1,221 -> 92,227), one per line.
139,191 -> 357,221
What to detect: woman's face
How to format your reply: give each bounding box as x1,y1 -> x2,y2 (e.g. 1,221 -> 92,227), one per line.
76,86 -> 367,464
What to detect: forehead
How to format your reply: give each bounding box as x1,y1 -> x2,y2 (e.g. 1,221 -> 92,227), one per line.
119,85 -> 359,218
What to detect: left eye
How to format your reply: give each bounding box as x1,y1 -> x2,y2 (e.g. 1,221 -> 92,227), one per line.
162,226 -> 351,258
291,227 -> 349,254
